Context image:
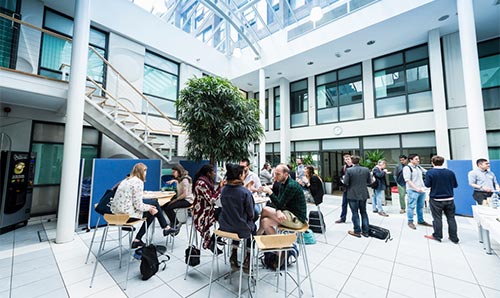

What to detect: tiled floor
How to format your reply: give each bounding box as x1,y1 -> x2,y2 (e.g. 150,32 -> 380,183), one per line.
1,194 -> 499,298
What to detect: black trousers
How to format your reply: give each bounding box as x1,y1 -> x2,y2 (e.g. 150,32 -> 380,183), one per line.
429,199 -> 458,242
162,199 -> 192,226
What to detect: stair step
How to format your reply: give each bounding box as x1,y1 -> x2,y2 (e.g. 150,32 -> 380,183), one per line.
112,112 -> 129,119
140,134 -> 157,141
121,120 -> 139,128
148,142 -> 164,149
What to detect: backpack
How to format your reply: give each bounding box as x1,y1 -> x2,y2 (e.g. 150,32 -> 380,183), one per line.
185,245 -> 201,267
395,165 -> 407,187
260,244 -> 299,271
140,244 -> 169,280
369,170 -> 379,189
368,224 -> 392,242
94,188 -> 116,215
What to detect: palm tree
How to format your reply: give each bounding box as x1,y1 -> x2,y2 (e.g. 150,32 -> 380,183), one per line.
176,76 -> 264,165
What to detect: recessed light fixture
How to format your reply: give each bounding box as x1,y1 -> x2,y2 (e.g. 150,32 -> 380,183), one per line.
277,72 -> 282,75
335,52 -> 341,58
438,15 -> 449,21
367,40 -> 375,45
247,83 -> 253,86
307,61 -> 314,65
265,76 -> 270,79
344,49 -> 351,53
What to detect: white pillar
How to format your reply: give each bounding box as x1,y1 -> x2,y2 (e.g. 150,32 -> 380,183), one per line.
457,0 -> 488,164
279,77 -> 290,163
428,29 -> 451,161
258,68 -> 266,167
362,60 -> 375,119
56,0 -> 91,243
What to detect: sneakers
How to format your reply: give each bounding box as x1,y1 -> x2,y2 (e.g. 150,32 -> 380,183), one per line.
408,222 -> 416,230
378,212 -> 389,217
335,219 -> 346,224
424,235 -> 441,242
400,209 -> 406,214
348,230 -> 361,238
418,221 -> 433,227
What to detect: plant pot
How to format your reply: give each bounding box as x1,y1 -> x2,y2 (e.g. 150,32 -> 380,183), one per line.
324,182 -> 332,194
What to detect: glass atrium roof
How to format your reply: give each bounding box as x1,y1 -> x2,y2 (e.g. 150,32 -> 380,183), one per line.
131,0 -> 377,58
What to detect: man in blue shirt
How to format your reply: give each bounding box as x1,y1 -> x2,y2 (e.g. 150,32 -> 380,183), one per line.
423,156 -> 459,243
468,158 -> 500,205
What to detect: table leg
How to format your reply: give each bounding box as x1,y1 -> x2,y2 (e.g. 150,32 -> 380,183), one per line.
481,227 -> 492,255
478,225 -> 484,243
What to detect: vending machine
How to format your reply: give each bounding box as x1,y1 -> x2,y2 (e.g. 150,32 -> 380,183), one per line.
0,151 -> 36,233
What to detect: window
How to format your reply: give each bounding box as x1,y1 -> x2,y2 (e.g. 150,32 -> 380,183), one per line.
151,134 -> 178,158
265,142 -> 281,166
0,0 -> 20,69
274,86 -> 280,130
373,45 -> 432,117
487,131 -> 500,159
290,79 -> 308,127
316,63 -> 363,124
39,9 -> 107,85
478,38 -> 500,110
143,51 -> 179,118
255,90 -> 269,131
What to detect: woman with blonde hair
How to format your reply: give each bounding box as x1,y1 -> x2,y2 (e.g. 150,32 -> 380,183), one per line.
111,163 -> 170,248
162,164 -> 194,235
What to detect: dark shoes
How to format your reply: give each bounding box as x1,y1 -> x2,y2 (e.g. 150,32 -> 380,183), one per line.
242,254 -> 251,274
131,239 -> 145,249
408,222 -> 416,230
418,221 -> 433,227
348,230 -> 361,238
335,219 -> 346,224
373,210 -> 378,213
361,232 -> 370,238
424,235 -> 441,242
163,226 -> 179,236
216,236 -> 227,245
230,250 -> 239,271
378,212 -> 389,217
208,239 -> 223,255
449,237 -> 459,244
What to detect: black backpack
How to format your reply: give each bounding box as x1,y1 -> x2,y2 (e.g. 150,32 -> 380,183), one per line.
396,165 -> 412,187
94,188 -> 116,215
140,244 -> 169,280
369,170 -> 379,189
260,244 -> 298,271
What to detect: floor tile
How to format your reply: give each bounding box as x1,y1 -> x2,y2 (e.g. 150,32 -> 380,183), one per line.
341,276 -> 387,298
388,275 -> 435,298
433,273 -> 484,298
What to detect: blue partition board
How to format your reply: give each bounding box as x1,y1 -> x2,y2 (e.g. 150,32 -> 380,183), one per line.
447,159 -> 500,217
179,160 -> 209,179
88,159 -> 161,228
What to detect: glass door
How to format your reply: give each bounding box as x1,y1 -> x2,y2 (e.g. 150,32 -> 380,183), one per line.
0,1 -> 21,69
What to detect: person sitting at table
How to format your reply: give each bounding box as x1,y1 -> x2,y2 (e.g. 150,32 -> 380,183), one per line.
259,162 -> 273,186
219,163 -> 255,272
162,164 -> 194,235
110,163 -> 171,248
302,165 -> 324,205
192,164 -> 224,254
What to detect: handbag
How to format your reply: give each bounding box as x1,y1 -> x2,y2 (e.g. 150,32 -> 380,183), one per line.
95,189 -> 115,215
368,224 -> 392,242
185,245 -> 200,267
303,229 -> 316,245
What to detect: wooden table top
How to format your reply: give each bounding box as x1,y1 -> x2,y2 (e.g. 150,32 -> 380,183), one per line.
143,191 -> 176,206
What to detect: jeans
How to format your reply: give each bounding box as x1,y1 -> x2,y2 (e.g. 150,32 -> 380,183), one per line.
348,199 -> 369,234
372,189 -> 385,213
430,199 -> 458,241
407,189 -> 426,223
339,191 -> 348,221
397,184 -> 406,210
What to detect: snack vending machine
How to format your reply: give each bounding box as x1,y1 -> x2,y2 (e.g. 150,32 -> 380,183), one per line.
0,151 -> 36,233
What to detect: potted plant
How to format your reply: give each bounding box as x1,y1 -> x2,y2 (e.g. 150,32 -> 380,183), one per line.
323,176 -> 333,194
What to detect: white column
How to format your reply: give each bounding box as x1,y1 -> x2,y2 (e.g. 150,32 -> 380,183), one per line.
457,0 -> 488,164
362,60 -> 375,119
428,29 -> 451,160
56,0 -> 91,243
259,69 -> 266,167
279,77 -> 290,163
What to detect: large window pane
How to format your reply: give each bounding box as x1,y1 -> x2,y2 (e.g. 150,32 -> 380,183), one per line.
143,65 -> 178,99
316,84 -> 336,109
290,79 -> 308,127
374,68 -> 406,98
145,94 -> 177,118
408,91 -> 432,112
40,35 -> 71,72
406,61 -> 430,93
291,111 -> 308,127
338,79 -> 362,105
376,95 -> 406,116
317,107 -> 338,124
339,103 -> 363,121
44,10 -> 73,36
479,54 -> 500,89
373,52 -> 403,71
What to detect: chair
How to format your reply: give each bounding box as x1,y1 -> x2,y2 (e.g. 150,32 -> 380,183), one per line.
85,203 -> 102,264
208,229 -> 249,298
278,223 -> 314,297
165,205 -> 193,252
308,204 -> 327,243
252,233 -> 299,297
89,214 -> 145,290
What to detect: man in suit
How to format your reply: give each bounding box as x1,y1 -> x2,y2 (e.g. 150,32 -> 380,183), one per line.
343,155 -> 372,238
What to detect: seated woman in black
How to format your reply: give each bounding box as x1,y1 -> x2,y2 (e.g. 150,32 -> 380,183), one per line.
219,163 -> 255,272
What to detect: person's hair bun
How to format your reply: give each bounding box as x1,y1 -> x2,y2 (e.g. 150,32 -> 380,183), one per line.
225,163 -> 243,180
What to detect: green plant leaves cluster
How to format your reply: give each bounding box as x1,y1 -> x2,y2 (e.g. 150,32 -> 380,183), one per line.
360,149 -> 385,169
176,76 -> 264,164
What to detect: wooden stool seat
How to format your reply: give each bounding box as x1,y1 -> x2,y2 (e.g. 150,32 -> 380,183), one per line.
278,223 -> 309,233
254,234 -> 296,250
214,229 -> 241,241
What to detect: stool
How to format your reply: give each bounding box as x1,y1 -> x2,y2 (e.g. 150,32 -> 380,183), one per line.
309,204 -> 327,243
165,205 -> 193,252
208,229 -> 248,298
278,224 -> 314,297
252,233 -> 299,297
89,214 -> 145,290
85,203 -> 103,264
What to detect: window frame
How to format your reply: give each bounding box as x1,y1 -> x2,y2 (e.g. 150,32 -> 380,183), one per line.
289,78 -> 309,128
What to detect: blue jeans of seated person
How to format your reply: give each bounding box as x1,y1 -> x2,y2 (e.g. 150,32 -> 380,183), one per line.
406,189 -> 426,223
348,199 -> 369,234
373,189 -> 385,213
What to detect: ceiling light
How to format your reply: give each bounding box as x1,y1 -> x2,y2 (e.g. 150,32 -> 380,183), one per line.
335,53 -> 341,58
367,40 -> 376,45
438,15 -> 449,21
344,49 -> 351,53
247,83 -> 253,86
277,72 -> 282,75
310,6 -> 323,23
307,61 -> 314,65
265,76 -> 270,79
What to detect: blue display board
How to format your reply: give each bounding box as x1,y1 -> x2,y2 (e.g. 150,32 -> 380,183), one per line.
447,159 -> 500,216
88,159 -> 161,228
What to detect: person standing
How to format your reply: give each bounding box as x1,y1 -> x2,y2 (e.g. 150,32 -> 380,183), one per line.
343,156 -> 371,238
393,155 -> 408,214
404,154 -> 432,229
372,160 -> 389,217
335,153 -> 353,223
468,158 -> 500,205
423,156 -> 459,243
